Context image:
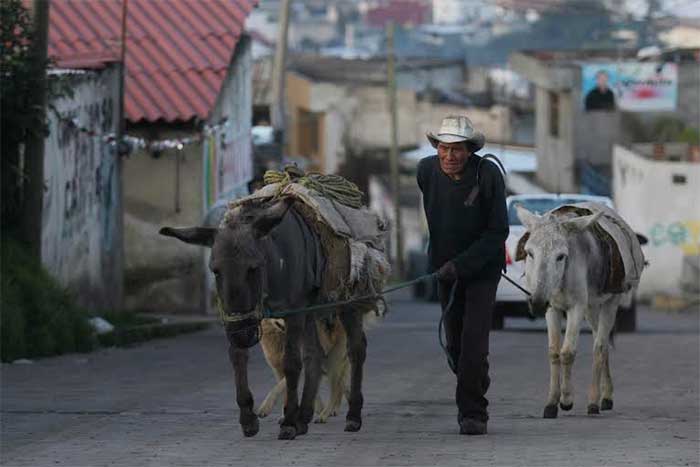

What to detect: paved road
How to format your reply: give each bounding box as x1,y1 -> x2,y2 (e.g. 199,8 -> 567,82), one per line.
2,293 -> 699,467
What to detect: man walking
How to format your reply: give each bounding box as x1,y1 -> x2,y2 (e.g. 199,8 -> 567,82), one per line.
416,116 -> 509,435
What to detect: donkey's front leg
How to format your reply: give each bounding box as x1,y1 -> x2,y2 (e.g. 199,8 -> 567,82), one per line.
227,344 -> 259,437
559,306 -> 584,412
543,308 -> 562,418
339,308 -> 367,432
279,316 -> 304,440
297,314 -> 323,434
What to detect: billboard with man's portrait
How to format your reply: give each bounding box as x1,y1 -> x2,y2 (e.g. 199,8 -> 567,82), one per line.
581,62 -> 678,112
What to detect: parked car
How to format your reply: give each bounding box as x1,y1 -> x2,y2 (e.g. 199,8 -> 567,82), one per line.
409,194 -> 638,332
495,194 -> 637,332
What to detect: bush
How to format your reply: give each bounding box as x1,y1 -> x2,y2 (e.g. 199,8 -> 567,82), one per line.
1,237 -> 96,361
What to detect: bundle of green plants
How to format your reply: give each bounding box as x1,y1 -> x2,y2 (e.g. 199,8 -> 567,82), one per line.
1,237 -> 96,362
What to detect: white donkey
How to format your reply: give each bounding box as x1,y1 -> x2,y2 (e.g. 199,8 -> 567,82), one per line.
516,202 -> 644,418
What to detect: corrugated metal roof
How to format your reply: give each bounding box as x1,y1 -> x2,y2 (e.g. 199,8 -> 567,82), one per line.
48,0 -> 258,123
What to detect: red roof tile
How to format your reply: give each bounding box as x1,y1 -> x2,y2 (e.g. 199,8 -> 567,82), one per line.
48,0 -> 258,123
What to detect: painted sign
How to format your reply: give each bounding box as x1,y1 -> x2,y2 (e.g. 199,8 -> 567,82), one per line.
649,220 -> 700,256
581,62 -> 678,112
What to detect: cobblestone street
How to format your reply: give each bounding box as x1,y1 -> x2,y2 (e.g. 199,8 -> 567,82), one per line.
2,293 -> 698,467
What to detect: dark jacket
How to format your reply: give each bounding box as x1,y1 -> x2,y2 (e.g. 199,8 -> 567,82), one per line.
416,154 -> 509,281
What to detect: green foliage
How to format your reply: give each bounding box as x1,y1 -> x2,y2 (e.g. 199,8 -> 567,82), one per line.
1,237 -> 97,362
650,117 -> 700,144
0,0 -> 70,227
1,0 -> 42,225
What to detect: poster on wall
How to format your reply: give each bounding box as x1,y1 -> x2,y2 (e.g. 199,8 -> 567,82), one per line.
581,62 -> 678,112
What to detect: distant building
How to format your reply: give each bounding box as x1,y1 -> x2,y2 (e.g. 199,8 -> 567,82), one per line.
510,48 -> 700,194
285,55 -> 465,173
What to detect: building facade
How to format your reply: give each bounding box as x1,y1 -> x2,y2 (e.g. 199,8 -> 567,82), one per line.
613,144 -> 700,298
42,66 -> 123,309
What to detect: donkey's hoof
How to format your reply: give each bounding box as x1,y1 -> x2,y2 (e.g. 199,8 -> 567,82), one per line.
601,399 -> 613,411
296,422 -> 309,436
559,402 -> 573,411
278,425 -> 297,440
344,419 -> 362,432
241,418 -> 260,438
543,405 -> 558,419
587,404 -> 600,415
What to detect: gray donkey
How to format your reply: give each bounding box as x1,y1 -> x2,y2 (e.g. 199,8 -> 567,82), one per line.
160,198 -> 367,440
516,203 -> 644,419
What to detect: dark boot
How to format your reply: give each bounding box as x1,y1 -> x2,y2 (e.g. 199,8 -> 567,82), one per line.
459,417 -> 487,435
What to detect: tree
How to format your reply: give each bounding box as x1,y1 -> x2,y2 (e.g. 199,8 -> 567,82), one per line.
1,0 -> 55,255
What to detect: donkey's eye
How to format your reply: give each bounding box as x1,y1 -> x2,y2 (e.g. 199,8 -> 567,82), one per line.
556,254 -> 566,262
526,249 -> 534,258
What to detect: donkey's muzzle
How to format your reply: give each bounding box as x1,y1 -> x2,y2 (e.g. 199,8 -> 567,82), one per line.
226,320 -> 260,349
527,298 -> 549,317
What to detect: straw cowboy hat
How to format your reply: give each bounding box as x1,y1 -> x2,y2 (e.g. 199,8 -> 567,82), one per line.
427,115 -> 485,151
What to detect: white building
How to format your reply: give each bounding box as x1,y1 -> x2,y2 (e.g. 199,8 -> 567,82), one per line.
613,144 -> 700,298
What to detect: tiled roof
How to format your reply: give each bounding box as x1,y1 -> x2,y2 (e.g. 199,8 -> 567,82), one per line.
48,0 -> 258,123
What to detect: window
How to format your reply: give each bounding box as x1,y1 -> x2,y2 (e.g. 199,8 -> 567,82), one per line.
549,91 -> 559,137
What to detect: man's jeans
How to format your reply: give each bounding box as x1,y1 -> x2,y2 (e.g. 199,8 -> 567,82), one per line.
439,277 -> 500,422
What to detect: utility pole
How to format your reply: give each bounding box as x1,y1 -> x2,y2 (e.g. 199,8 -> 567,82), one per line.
387,21 -> 404,279
113,0 -> 129,309
271,0 -> 291,140
118,0 -> 128,141
22,0 -> 50,259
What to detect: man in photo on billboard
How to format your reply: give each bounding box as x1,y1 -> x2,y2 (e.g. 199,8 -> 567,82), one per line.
585,69 -> 616,111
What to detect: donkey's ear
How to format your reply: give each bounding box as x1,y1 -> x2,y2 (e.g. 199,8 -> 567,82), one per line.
562,211 -> 603,233
159,226 -> 218,247
515,204 -> 542,230
252,198 -> 294,238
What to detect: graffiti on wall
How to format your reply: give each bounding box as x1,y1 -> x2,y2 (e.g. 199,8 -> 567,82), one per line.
649,220 -> 700,255
202,40 -> 253,210
42,70 -> 121,308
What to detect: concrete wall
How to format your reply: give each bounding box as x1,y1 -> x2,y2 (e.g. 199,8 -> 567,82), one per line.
534,87 -> 576,192
678,62 -> 700,130
123,129 -> 204,313
42,66 -> 123,309
574,111 -> 622,166
208,36 -> 254,200
613,145 -> 700,297
350,86 -> 418,149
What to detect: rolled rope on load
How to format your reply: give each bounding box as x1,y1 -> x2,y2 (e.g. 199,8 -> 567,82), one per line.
263,166 -> 364,209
